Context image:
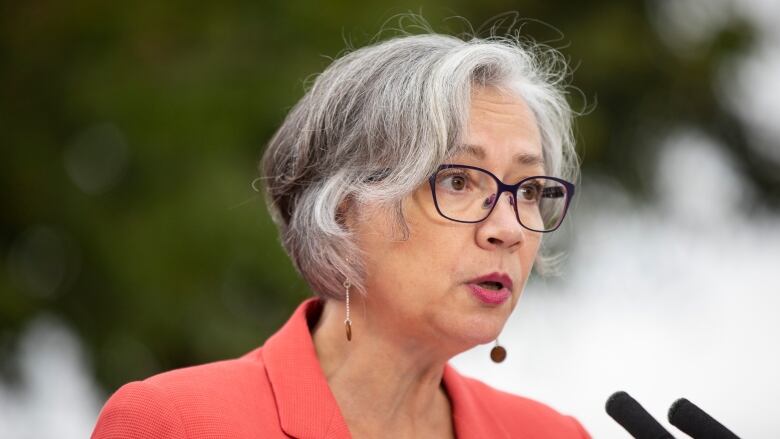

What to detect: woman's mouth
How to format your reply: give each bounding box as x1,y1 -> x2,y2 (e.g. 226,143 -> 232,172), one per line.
467,282 -> 511,305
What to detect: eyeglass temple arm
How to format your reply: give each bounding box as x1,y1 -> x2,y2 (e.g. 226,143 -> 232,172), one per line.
541,187 -> 566,199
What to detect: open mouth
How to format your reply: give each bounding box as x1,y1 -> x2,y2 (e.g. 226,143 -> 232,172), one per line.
477,281 -> 504,290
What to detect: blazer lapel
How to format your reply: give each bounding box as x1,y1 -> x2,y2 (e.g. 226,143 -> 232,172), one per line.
262,298 -> 352,439
442,364 -> 511,439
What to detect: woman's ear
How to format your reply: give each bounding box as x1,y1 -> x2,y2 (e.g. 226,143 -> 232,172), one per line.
336,195 -> 355,231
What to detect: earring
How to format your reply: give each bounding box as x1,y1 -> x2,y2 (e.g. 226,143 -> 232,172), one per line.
490,339 -> 506,363
344,279 -> 352,341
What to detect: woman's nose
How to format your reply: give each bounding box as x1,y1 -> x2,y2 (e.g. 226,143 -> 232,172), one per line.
476,191 -> 526,250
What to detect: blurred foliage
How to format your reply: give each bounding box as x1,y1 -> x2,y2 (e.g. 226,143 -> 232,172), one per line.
0,1 -> 776,393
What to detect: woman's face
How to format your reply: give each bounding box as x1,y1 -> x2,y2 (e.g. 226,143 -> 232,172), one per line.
352,86 -> 545,354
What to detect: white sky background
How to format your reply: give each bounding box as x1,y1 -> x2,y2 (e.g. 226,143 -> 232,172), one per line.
1,0 -> 779,437
0,316 -> 103,439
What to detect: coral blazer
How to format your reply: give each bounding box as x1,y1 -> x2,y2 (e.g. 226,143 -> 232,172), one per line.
92,298 -> 591,438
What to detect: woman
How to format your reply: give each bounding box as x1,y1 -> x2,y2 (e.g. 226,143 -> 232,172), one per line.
92,25 -> 589,438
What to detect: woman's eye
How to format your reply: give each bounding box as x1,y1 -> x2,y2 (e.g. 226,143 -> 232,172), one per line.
441,174 -> 468,191
519,182 -> 542,201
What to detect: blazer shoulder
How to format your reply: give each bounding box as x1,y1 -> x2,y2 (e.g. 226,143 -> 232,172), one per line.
143,346 -> 266,391
92,347 -> 279,439
91,380 -> 188,439
458,375 -> 591,438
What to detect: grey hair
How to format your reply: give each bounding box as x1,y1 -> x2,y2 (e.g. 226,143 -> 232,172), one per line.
260,20 -> 580,300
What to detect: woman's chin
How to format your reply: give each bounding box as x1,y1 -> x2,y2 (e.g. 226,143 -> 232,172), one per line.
441,313 -> 508,350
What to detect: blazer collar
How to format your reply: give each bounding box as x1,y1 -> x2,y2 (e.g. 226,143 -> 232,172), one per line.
262,298 -> 509,439
442,363 -> 511,438
262,298 -> 351,439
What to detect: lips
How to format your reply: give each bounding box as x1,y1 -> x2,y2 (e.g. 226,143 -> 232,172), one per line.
468,284 -> 511,305
466,272 -> 513,305
467,272 -> 513,292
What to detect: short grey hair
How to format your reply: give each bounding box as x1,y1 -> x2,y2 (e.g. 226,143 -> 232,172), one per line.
260,22 -> 580,300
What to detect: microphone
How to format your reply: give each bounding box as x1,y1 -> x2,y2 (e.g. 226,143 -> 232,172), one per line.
668,398 -> 740,439
606,391 -> 676,439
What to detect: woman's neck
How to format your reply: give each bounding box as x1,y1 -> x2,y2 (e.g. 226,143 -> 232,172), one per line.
311,298 -> 455,439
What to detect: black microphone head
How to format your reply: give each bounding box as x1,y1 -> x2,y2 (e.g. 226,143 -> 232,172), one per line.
668,397 -> 739,439
606,391 -> 675,439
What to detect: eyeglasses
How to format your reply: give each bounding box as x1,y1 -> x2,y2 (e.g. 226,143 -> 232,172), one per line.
427,164 -> 575,232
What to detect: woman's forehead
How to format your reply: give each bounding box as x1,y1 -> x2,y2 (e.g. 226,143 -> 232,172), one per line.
445,143 -> 547,177
465,88 -> 543,159
455,143 -> 545,168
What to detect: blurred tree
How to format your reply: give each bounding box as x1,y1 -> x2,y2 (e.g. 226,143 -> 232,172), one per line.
0,0 -> 774,393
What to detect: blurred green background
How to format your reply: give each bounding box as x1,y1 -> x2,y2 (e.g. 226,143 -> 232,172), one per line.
1,0 -> 777,398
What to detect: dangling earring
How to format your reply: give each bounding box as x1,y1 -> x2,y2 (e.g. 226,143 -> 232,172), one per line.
490,338 -> 506,363
343,279 -> 352,341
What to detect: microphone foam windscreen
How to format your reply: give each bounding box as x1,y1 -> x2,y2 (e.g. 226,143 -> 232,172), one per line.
606,391 -> 675,439
668,398 -> 739,439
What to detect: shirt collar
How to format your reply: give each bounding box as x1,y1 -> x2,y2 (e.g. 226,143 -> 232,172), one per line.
261,298 -> 509,439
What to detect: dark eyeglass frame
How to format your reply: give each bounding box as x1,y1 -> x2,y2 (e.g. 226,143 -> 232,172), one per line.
427,164 -> 576,233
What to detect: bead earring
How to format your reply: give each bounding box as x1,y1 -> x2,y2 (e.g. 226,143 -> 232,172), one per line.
490,338 -> 507,363
344,279 -> 352,341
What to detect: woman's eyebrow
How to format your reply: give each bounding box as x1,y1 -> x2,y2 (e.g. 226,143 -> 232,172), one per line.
460,144 -> 546,167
